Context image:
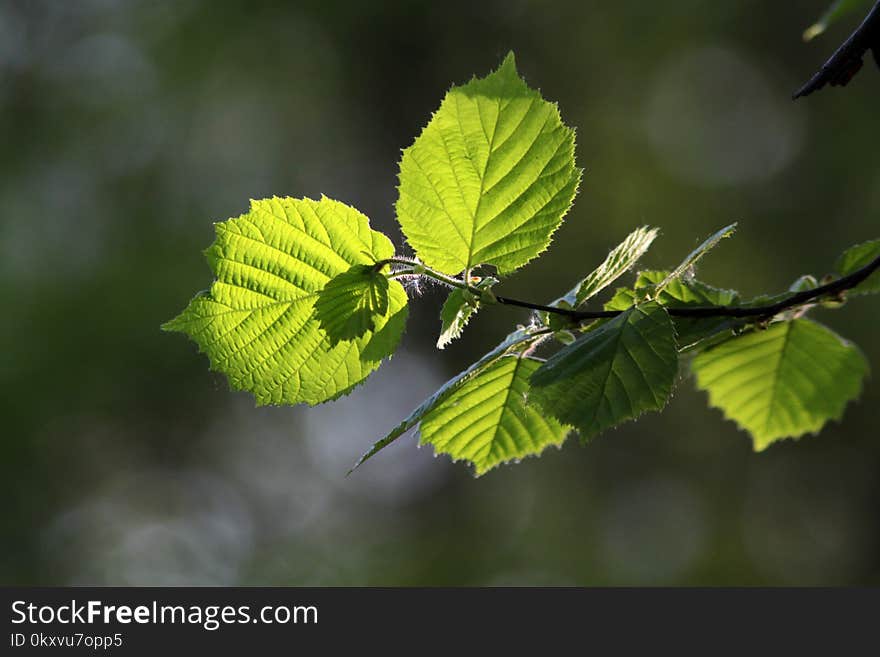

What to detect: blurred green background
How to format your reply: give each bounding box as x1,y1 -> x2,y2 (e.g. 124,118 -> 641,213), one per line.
2,0 -> 878,586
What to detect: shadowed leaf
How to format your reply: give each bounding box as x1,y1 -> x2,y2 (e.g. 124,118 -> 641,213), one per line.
315,265 -> 390,344
531,302 -> 678,440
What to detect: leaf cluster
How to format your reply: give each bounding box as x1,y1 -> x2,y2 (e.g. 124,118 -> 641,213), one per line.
166,54 -> 878,476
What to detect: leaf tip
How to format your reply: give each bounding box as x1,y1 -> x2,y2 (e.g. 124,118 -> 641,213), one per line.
803,22 -> 826,42
500,50 -> 517,71
751,436 -> 774,452
160,314 -> 186,333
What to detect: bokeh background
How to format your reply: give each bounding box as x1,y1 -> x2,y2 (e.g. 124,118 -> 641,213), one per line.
2,0 -> 878,586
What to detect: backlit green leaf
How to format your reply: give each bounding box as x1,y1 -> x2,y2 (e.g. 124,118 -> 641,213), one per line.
419,356 -> 570,475
530,302 -> 678,440
803,0 -> 872,41
788,274 -> 819,293
554,226 -> 658,308
349,329 -> 538,472
691,319 -> 868,450
836,239 -> 880,295
607,270 -> 741,349
437,276 -> 499,349
656,223 -> 736,294
396,52 -> 581,276
163,196 -> 408,406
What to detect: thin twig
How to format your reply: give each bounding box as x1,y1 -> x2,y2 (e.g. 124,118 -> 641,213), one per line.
492,252 -> 880,322
793,0 -> 880,99
382,253 -> 880,324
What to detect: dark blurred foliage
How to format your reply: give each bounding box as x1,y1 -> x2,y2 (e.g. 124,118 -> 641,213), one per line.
1,0 -> 878,585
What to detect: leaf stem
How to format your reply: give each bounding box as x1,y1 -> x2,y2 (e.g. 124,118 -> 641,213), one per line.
383,258 -> 476,292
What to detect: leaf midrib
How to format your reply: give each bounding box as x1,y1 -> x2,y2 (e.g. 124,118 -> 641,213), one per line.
464,94 -> 502,272
584,310 -> 631,432
761,322 -> 794,439
475,357 -> 527,464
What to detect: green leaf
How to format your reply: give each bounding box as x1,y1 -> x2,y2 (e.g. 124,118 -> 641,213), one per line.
788,274 -> 819,293
606,270 -> 741,349
530,302 -> 679,440
314,265 -> 390,344
606,270 -> 739,309
768,274 -> 822,321
554,226 -> 659,308
437,276 -> 499,349
163,196 -> 408,406
836,239 -> 880,295
552,330 -> 576,345
419,356 -> 570,475
349,328 -> 538,472
546,311 -> 580,333
656,223 -> 736,294
396,52 -> 581,277
803,0 -> 872,41
691,319 -> 869,450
